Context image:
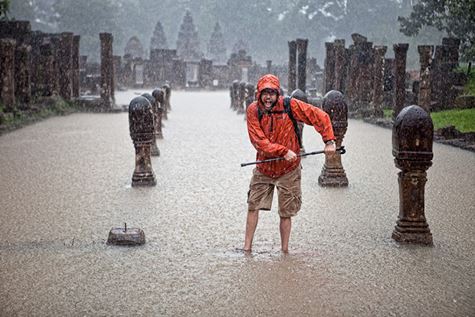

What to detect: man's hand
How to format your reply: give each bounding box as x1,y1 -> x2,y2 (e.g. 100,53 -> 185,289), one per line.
284,149 -> 298,161
324,141 -> 336,156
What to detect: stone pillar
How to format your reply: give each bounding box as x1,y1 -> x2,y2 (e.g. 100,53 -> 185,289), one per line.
0,39 -> 16,112
442,37 -> 460,69
356,42 -> 374,115
245,83 -> 255,110
319,90 -> 348,187
152,89 -> 164,139
417,45 -> 433,113
50,35 -> 61,96
238,81 -> 246,114
288,41 -> 297,93
371,45 -> 387,118
58,32 -> 73,100
333,39 -> 346,92
100,32 -> 114,109
231,80 -> 239,111
393,43 -> 409,120
324,42 -> 335,93
38,42 -> 55,97
141,93 -> 160,157
266,60 -> 272,74
72,35 -> 80,98
129,96 -> 156,186
297,38 -> 308,93
392,105 -> 433,245
15,44 -> 31,107
345,45 -> 357,104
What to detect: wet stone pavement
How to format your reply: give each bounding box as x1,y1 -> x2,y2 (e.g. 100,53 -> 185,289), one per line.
0,90 -> 474,316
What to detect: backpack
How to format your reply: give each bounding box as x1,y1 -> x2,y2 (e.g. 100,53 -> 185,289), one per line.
257,96 -> 302,148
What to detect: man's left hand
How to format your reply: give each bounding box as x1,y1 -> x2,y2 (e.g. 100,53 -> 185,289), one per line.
324,141 -> 336,156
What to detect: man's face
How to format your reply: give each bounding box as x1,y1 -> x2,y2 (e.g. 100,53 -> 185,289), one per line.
260,88 -> 278,110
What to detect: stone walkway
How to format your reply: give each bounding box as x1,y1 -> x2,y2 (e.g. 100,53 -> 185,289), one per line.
0,90 -> 473,316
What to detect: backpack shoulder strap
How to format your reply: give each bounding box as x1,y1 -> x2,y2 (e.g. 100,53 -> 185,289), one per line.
284,97 -> 303,148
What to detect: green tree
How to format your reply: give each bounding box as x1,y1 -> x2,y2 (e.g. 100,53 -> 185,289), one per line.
399,0 -> 475,60
0,0 -> 10,19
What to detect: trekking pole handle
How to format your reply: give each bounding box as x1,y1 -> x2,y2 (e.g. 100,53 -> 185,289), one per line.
240,146 -> 345,167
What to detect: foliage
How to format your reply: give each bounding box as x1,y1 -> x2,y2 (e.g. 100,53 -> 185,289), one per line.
458,65 -> 475,95
398,0 -> 475,61
0,0 -> 9,19
431,108 -> 475,132
0,96 -> 75,134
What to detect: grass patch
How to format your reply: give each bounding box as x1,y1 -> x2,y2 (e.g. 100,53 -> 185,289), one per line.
383,108 -> 393,119
379,107 -> 474,133
431,108 -> 475,132
0,96 -> 76,134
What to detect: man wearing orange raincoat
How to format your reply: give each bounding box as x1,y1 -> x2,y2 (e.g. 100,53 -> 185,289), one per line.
244,74 -> 336,252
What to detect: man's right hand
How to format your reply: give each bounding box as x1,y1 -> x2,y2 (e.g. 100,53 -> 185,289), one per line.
284,149 -> 297,161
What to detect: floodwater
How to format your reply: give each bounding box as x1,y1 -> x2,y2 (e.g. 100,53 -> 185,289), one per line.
0,90 -> 474,316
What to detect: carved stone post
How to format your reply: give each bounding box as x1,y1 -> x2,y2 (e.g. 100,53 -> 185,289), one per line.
393,43 -> 409,120
0,39 -> 16,112
162,83 -> 171,119
72,35 -> 80,98
372,45 -> 387,118
141,93 -> 160,157
100,32 -> 114,109
245,83 -> 255,109
417,45 -> 433,112
288,41 -> 297,93
15,44 -> 31,107
392,105 -> 433,245
129,96 -> 156,186
324,42 -> 335,93
152,89 -> 164,139
297,38 -> 308,93
238,81 -> 246,114
318,90 -> 348,187
231,80 -> 239,111
333,39 -> 346,92
58,32 -> 73,100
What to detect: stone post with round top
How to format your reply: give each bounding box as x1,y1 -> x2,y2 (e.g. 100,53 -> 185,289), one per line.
238,81 -> 246,114
129,96 -> 156,187
392,105 -> 433,245
152,88 -> 164,140
318,90 -> 348,187
141,93 -> 160,157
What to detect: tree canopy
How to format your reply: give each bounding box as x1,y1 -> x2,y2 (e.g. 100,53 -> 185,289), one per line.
399,0 -> 475,61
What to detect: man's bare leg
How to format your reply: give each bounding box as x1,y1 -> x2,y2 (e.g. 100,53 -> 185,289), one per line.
243,210 -> 259,252
280,216 -> 291,252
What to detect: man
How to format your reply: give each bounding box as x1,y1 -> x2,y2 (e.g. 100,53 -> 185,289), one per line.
244,74 -> 336,253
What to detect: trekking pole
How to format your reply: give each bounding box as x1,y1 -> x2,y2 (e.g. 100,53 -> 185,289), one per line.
240,146 -> 346,167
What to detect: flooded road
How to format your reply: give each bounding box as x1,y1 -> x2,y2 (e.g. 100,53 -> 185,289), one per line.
1,90 -> 474,316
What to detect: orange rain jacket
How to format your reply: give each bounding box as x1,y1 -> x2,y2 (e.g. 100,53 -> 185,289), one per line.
247,74 -> 335,178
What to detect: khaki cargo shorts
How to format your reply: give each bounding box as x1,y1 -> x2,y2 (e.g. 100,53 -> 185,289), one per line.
247,166 -> 302,218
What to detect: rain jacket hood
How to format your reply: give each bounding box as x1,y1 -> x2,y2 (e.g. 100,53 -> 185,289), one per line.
256,74 -> 280,108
